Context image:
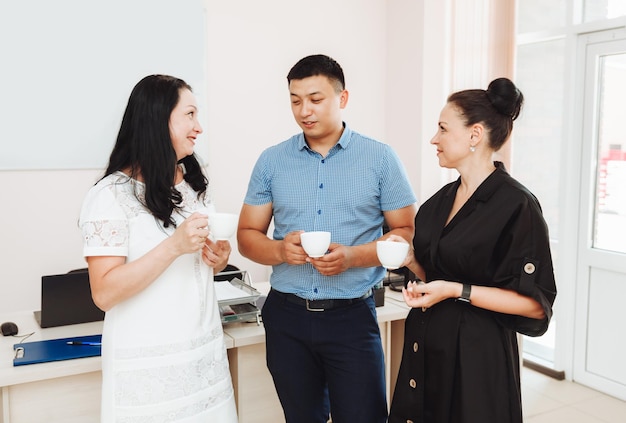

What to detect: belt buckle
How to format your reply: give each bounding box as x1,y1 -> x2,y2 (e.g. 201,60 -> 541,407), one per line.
306,299 -> 325,312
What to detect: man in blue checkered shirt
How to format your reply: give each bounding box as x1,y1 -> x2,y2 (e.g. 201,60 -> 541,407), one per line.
237,54 -> 417,423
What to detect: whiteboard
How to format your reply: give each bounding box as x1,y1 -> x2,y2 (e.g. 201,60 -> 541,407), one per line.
0,0 -> 206,170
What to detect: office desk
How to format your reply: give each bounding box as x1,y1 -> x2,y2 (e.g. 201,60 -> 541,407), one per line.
1,285 -> 409,423
0,311 -> 104,423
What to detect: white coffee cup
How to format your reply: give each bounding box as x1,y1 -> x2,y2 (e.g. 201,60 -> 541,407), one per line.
300,231 -> 331,258
376,241 -> 410,269
194,204 -> 216,216
208,213 -> 239,241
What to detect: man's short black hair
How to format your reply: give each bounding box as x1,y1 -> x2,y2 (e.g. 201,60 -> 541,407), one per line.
287,54 -> 345,92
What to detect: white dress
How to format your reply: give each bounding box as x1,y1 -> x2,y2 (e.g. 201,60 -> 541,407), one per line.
79,172 -> 238,423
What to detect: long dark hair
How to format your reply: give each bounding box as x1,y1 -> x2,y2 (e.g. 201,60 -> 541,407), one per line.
447,77 -> 524,151
103,74 -> 208,227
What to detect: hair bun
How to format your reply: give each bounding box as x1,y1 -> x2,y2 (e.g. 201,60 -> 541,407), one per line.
486,78 -> 524,120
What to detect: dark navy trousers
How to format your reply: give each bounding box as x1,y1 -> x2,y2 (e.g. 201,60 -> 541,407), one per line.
262,289 -> 388,423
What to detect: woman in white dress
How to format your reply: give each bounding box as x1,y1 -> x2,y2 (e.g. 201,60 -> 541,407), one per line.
79,75 -> 238,422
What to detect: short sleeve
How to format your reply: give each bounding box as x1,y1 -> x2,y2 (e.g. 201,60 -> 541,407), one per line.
79,181 -> 129,257
379,145 -> 417,211
492,194 -> 557,337
243,149 -> 273,206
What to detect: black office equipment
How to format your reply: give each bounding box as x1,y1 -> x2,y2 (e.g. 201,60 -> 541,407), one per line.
34,269 -> 105,328
1,321 -> 18,336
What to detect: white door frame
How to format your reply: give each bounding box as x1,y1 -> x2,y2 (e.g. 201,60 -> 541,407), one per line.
572,27 -> 626,400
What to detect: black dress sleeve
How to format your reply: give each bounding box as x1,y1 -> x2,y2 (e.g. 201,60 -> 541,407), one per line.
491,188 -> 557,337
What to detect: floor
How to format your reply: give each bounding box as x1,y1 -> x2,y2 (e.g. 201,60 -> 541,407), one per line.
522,366 -> 626,422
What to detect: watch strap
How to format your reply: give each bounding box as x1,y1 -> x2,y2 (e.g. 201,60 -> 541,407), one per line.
457,283 -> 471,303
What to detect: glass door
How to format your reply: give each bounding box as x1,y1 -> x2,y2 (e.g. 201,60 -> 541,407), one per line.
592,52 -> 626,254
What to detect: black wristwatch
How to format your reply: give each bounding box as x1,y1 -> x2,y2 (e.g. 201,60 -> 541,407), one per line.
457,284 -> 471,303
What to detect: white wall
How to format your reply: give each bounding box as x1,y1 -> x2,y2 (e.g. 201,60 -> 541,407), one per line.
0,169 -> 102,313
387,0 -> 451,202
0,0 -> 448,315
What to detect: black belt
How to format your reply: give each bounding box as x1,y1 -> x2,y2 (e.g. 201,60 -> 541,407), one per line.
271,289 -> 372,312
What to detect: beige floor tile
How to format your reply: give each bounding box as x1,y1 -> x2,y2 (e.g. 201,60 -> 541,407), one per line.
522,387 -> 564,417
522,367 -> 604,402
525,406 -> 607,422
522,367 -> 626,422
572,395 -> 626,423
535,378 -> 603,404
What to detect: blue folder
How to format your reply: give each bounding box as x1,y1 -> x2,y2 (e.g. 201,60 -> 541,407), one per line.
13,334 -> 102,366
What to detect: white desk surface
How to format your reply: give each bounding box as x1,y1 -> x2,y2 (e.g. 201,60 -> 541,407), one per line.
0,310 -> 104,387
383,286 -> 410,307
1,283 -> 409,388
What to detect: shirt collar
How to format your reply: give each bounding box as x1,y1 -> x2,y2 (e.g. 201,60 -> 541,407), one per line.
297,122 -> 352,151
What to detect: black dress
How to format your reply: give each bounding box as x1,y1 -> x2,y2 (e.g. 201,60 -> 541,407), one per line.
388,162 -> 557,423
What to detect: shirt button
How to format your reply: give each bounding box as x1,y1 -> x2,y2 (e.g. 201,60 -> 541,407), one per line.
524,262 -> 536,274
409,379 -> 416,389
413,342 -> 419,353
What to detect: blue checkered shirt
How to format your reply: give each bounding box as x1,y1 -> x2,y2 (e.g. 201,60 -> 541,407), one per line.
244,124 -> 416,299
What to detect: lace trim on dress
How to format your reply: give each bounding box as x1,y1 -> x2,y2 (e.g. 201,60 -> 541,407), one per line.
114,347 -> 232,407
178,181 -> 207,211
194,248 -> 207,319
108,171 -> 208,223
107,174 -> 149,218
176,181 -> 212,321
115,327 -> 223,360
116,388 -> 234,423
82,219 -> 128,248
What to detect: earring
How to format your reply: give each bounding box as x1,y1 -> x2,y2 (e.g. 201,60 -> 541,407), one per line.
469,134 -> 476,152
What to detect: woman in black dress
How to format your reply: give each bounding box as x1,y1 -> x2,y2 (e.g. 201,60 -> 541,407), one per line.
388,78 -> 557,423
